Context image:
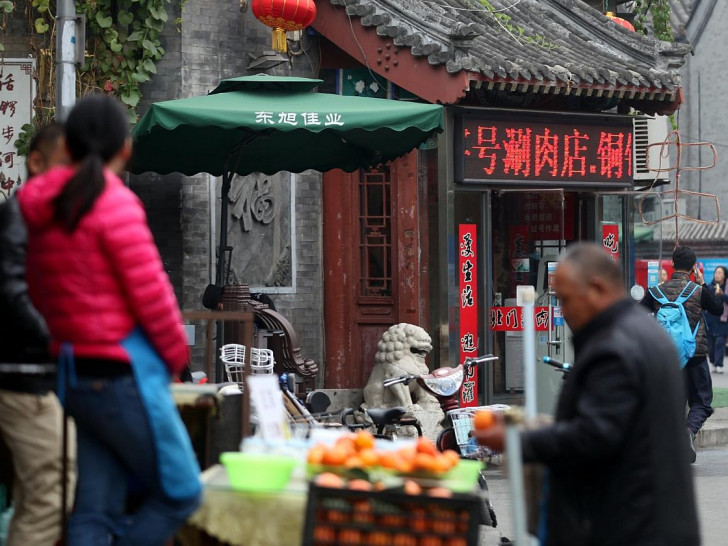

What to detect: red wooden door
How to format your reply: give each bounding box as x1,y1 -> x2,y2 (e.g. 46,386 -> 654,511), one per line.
322,151 -> 426,388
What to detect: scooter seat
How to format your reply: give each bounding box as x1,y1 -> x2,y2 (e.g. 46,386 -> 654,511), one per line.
366,406 -> 406,427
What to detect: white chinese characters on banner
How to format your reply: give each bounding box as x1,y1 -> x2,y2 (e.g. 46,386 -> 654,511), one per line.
0,59 -> 35,200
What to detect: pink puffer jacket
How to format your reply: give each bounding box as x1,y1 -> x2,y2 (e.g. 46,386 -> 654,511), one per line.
18,166 -> 189,374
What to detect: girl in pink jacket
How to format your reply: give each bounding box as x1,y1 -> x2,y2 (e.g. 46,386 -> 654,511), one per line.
19,95 -> 200,546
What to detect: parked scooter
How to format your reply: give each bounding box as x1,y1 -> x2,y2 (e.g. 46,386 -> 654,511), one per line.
382,354 -> 502,530
382,354 -> 499,453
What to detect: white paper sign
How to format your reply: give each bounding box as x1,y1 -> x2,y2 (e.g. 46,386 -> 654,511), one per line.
246,374 -> 289,442
0,59 -> 35,200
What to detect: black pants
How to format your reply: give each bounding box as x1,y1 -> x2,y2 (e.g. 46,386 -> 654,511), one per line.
684,355 -> 714,434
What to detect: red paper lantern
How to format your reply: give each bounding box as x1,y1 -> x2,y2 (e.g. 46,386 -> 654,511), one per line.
605,12 -> 635,32
251,0 -> 317,53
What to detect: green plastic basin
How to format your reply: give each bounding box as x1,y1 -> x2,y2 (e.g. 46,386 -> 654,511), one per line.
220,452 -> 298,492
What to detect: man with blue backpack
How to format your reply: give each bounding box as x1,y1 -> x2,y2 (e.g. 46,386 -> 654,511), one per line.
642,245 -> 723,463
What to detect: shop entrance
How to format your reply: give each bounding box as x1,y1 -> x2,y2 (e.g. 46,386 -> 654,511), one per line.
455,188 -> 630,410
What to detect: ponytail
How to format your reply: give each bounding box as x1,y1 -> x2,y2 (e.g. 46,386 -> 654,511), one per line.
53,95 -> 129,232
53,154 -> 106,231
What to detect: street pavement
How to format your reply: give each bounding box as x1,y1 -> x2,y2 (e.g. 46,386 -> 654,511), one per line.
481,445 -> 728,545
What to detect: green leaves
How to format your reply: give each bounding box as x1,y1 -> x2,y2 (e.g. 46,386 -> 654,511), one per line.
95,12 -> 113,28
34,18 -> 49,34
0,1 -> 14,14
120,89 -> 140,107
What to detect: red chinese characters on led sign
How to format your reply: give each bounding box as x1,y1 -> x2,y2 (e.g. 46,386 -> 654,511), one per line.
460,118 -> 633,184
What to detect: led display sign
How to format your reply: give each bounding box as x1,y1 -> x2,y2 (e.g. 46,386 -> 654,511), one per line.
455,113 -> 633,186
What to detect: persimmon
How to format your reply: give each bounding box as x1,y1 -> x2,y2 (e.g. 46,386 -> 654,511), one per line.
344,456 -> 364,469
313,525 -> 336,543
322,446 -> 348,466
379,452 -> 401,469
307,444 -> 326,465
352,500 -> 374,524
432,455 -> 452,474
368,531 -> 391,545
348,479 -> 373,491
335,436 -> 358,455
392,533 -> 417,546
338,528 -> 364,545
403,479 -> 423,496
418,536 -> 443,546
413,453 -> 437,472
411,507 -> 428,532
442,449 -> 460,466
359,449 -> 379,467
315,472 -> 344,488
473,409 -> 496,431
427,486 -> 453,498
381,513 -> 406,527
416,437 -> 438,456
354,430 -> 375,451
447,538 -> 466,546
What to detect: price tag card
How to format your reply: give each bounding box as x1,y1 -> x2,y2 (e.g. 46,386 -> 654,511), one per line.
246,374 -> 290,442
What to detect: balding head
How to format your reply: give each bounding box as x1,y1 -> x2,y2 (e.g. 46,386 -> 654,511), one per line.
554,243 -> 626,332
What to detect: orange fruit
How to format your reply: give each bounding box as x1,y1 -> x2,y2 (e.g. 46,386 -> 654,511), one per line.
419,536 -> 443,546
322,446 -> 348,466
379,452 -> 401,469
348,479 -> 373,491
427,486 -> 453,498
443,449 -> 460,466
359,449 -> 379,467
368,531 -> 391,545
473,409 -> 496,431
335,436 -> 358,455
345,456 -> 364,469
352,500 -> 374,524
413,453 -> 437,472
315,472 -> 344,488
326,508 -> 349,523
354,430 -> 375,451
394,457 -> 414,474
432,455 -> 452,474
338,528 -> 364,544
411,507 -> 428,532
398,445 -> 417,462
307,444 -> 326,465
392,533 -> 417,546
448,539 -> 466,546
403,479 -> 422,496
381,513 -> 406,527
416,437 -> 438,456
313,526 -> 336,543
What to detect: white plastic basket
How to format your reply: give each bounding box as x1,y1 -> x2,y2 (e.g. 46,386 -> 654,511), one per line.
250,347 -> 275,375
448,404 -> 511,457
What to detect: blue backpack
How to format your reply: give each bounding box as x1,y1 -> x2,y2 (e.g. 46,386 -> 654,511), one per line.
649,283 -> 700,368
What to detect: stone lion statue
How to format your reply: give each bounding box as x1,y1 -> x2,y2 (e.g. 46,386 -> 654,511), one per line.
363,323 -> 444,438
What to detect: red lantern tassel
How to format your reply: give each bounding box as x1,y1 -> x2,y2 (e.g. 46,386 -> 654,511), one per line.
272,28 -> 287,53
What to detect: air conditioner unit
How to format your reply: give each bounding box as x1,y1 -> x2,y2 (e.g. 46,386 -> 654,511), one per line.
633,115 -> 671,184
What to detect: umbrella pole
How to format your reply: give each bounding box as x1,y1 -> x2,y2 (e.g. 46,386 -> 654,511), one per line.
217,170 -> 233,286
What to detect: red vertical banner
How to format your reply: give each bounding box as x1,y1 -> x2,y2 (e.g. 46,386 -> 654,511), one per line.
459,224 -> 478,407
601,223 -> 619,263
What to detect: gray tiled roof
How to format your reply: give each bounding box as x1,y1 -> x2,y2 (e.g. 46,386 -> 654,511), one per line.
654,220 -> 728,242
330,0 -> 690,97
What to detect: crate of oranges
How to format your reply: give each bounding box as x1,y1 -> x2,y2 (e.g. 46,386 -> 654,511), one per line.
306,431 -> 461,479
302,475 -> 482,546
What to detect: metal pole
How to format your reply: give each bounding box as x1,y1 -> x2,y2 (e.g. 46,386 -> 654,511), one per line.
55,0 -> 77,122
506,420 -> 532,546
518,285 -> 537,420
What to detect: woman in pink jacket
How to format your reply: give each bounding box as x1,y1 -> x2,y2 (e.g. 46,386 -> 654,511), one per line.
19,95 -> 201,546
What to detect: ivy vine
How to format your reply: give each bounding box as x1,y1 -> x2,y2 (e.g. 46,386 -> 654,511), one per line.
633,0 -> 673,42
1,0 -> 175,130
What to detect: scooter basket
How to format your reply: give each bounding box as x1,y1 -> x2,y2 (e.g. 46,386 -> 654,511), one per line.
448,404 -> 511,457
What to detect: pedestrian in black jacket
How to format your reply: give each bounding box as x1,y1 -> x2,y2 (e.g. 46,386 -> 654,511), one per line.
641,245 -> 722,462
477,243 -> 700,546
0,124 -> 75,546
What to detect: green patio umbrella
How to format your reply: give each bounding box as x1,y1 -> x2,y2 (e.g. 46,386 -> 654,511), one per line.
130,74 -> 444,285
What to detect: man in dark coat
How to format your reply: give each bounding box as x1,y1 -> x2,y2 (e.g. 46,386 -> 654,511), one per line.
477,243 -> 700,546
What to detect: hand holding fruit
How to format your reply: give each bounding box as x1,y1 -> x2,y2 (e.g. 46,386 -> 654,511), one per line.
472,409 -> 505,452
